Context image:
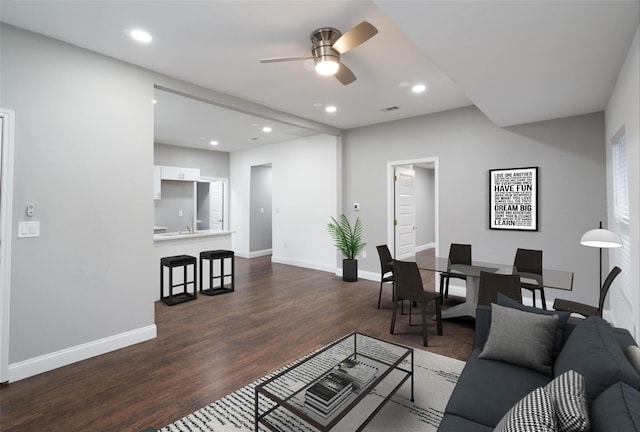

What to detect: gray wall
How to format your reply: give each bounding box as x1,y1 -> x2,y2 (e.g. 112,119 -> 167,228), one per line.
249,165 -> 273,252
344,106 -> 607,307
154,142 -> 229,178
154,181 -> 194,232
154,143 -> 230,232
1,25 -> 156,364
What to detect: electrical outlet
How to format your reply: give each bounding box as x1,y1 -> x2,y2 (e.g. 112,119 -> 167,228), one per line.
178,210 -> 183,217
362,250 -> 367,259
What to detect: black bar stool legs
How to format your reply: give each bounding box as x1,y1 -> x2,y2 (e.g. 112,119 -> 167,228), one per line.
160,255 -> 197,306
200,250 -> 235,296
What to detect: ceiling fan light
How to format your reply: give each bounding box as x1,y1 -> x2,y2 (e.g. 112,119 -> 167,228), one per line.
315,59 -> 339,76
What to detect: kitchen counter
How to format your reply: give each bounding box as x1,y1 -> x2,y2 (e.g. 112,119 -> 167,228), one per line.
154,230 -> 234,301
153,229 -> 234,242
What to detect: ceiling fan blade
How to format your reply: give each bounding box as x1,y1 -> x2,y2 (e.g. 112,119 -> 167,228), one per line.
332,21 -> 378,54
335,63 -> 356,85
260,56 -> 313,64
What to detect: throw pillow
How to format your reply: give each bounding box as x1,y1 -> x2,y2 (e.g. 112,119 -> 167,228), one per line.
493,387 -> 557,432
497,293 -> 571,353
554,316 -> 640,404
625,345 -> 640,375
479,303 -> 558,375
544,370 -> 589,432
590,382 -> 640,432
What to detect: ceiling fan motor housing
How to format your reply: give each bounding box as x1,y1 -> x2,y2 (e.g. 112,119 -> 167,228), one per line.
311,28 -> 341,66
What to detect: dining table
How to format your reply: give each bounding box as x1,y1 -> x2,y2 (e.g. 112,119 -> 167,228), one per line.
415,255 -> 574,319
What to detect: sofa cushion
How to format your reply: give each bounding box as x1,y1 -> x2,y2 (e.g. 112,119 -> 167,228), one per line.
590,382 -> 640,432
544,370 -> 588,432
445,348 -> 552,427
493,387 -> 557,432
554,316 -> 640,404
479,303 -> 558,375
497,293 -> 571,354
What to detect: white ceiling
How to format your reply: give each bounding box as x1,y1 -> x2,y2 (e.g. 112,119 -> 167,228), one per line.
1,0 -> 638,151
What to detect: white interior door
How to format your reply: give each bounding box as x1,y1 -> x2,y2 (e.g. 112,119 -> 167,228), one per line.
1,109 -> 15,383
395,166 -> 416,260
209,180 -> 224,230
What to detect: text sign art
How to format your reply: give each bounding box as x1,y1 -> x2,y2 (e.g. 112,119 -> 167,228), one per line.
489,167 -> 538,231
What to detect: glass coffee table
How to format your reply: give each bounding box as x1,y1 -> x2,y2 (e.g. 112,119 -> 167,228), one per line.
254,333 -> 413,431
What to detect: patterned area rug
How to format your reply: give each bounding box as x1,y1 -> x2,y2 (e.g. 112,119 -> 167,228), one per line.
160,343 -> 465,432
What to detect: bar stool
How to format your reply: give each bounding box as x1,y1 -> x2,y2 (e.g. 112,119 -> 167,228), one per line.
160,255 -> 197,306
200,250 -> 235,296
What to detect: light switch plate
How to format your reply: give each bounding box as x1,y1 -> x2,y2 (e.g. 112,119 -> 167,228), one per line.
18,221 -> 40,238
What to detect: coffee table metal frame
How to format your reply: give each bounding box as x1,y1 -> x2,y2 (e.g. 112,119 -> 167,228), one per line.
254,332 -> 413,432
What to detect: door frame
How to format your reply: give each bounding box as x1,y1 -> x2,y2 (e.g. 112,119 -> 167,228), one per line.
386,157 -> 439,259
0,109 -> 16,383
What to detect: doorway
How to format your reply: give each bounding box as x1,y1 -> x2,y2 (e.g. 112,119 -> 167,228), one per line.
249,164 -> 273,256
1,109 -> 16,383
387,157 -> 439,260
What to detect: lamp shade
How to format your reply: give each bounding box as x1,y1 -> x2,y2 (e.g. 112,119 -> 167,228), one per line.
580,228 -> 622,248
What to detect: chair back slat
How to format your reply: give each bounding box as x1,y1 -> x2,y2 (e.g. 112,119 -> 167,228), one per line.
393,260 -> 424,303
478,271 -> 522,306
449,243 -> 472,265
376,245 -> 393,274
514,248 -> 543,275
598,266 -> 622,316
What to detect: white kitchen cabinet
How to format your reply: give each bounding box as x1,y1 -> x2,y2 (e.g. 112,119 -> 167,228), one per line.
161,166 -> 200,181
153,166 -> 162,200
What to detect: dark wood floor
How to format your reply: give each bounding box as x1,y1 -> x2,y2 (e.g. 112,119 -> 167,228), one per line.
0,252 -> 474,431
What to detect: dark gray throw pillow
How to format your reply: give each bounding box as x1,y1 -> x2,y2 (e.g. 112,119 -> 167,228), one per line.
590,382 -> 640,432
497,293 -> 570,353
479,303 -> 558,375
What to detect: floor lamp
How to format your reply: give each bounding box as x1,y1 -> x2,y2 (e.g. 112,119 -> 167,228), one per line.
580,221 -> 622,288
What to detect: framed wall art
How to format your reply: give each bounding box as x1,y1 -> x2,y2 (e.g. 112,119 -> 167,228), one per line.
489,167 -> 538,231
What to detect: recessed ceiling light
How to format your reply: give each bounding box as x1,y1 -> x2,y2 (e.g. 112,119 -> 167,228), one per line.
412,84 -> 427,93
152,99 -> 157,104
325,106 -> 337,113
262,126 -> 272,133
130,29 -> 152,43
210,140 -> 219,146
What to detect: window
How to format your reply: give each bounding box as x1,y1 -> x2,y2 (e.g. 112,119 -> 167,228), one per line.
612,130 -> 631,302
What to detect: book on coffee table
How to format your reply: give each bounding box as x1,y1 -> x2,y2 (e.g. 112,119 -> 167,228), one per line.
333,358 -> 378,391
305,371 -> 353,407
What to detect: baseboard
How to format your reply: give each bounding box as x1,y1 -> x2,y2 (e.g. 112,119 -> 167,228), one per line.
271,255 -> 335,273
415,243 -> 435,253
246,249 -> 272,259
8,324 -> 157,382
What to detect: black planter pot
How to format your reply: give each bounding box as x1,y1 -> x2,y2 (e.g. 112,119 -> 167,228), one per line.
343,259 -> 358,282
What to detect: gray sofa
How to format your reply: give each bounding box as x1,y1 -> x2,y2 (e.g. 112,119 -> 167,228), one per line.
438,296 -> 640,431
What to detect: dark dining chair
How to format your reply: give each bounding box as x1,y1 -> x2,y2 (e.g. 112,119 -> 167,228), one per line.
553,266 -> 621,318
390,260 -> 442,347
478,271 -> 523,306
376,245 -> 394,309
514,248 -> 545,309
439,243 -> 472,298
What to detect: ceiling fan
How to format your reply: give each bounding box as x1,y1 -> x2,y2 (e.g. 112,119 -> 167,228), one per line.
260,21 -> 378,86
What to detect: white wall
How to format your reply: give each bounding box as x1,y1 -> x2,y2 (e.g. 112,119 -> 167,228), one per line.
230,134 -> 339,271
1,25 -> 157,380
605,27 -> 639,339
344,106 -> 608,310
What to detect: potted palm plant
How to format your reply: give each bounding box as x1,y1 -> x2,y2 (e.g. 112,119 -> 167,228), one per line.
327,215 -> 366,282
